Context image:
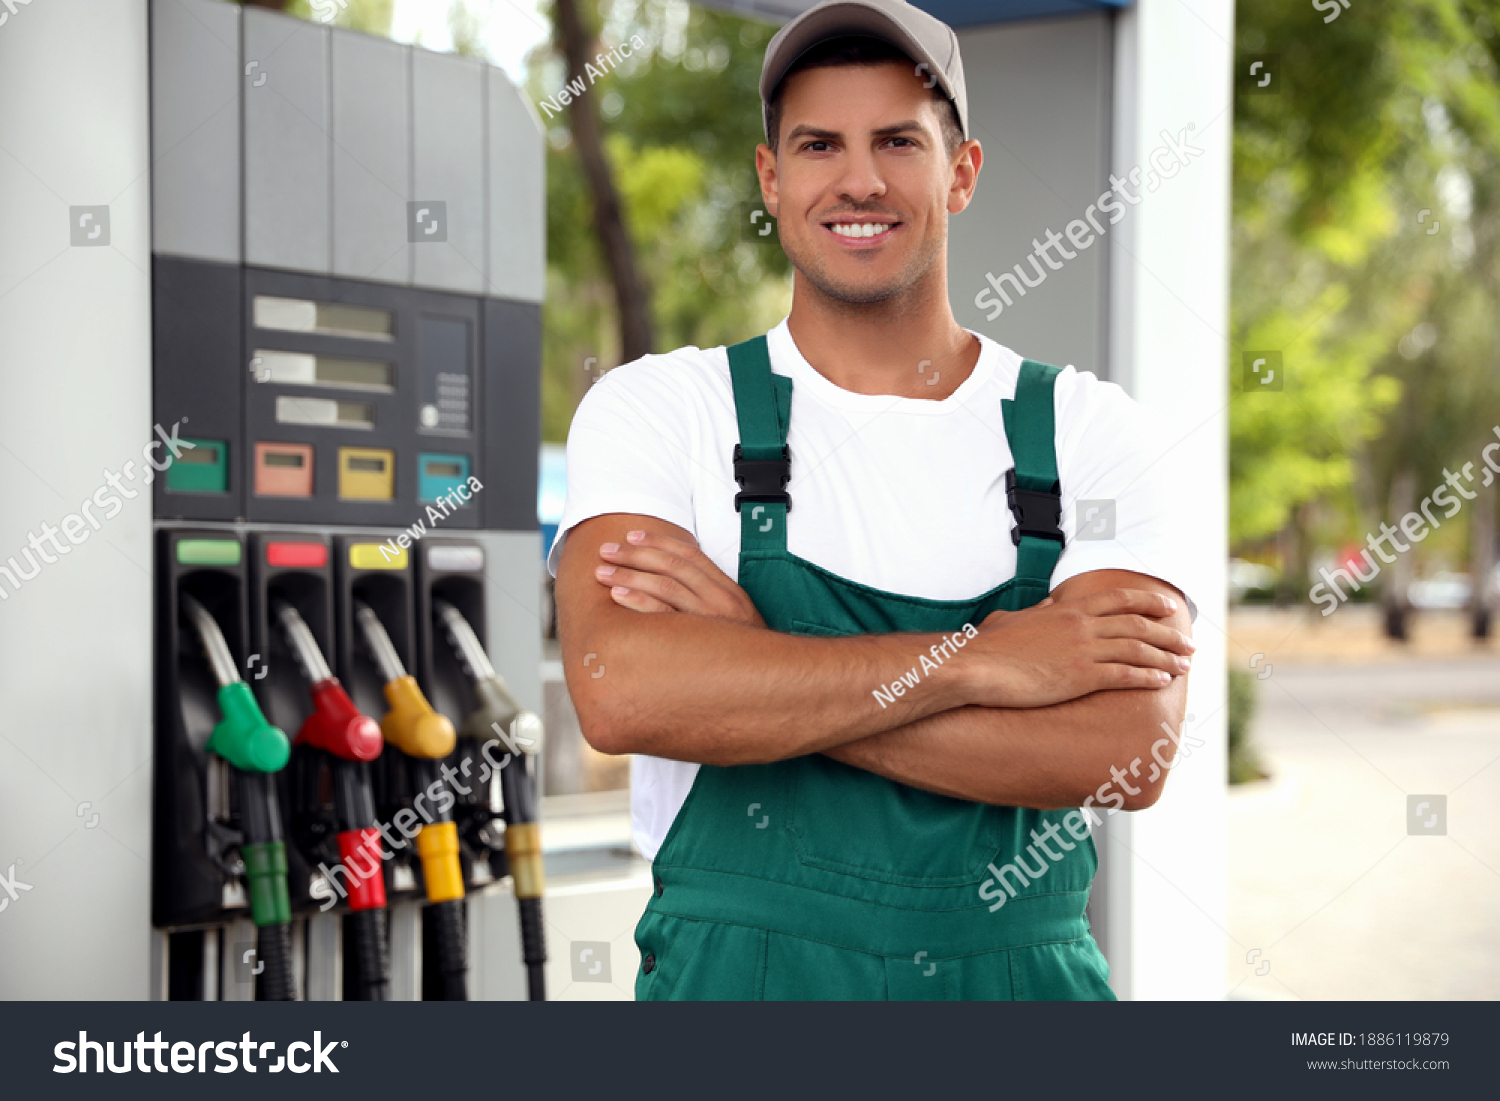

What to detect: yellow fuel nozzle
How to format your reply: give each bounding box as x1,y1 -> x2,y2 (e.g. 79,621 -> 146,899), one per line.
380,674 -> 457,759
354,601 -> 457,760
355,600 -> 464,913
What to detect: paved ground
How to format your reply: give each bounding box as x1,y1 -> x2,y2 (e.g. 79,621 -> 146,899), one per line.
1226,614 -> 1500,999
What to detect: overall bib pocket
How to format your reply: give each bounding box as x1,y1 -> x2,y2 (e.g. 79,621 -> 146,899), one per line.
785,618 -> 1006,886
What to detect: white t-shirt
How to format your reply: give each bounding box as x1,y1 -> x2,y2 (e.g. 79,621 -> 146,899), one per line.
548,319 -> 1198,860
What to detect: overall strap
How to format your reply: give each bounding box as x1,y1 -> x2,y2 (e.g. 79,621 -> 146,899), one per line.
726,336 -> 792,552
1000,360 -> 1065,589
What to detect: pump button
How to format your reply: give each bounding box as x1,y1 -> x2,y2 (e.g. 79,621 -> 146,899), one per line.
176,538 -> 241,566
349,543 -> 406,570
418,452 -> 471,504
339,448 -> 394,500
164,438 -> 228,495
427,545 -> 483,572
266,541 -> 327,569
254,442 -> 314,498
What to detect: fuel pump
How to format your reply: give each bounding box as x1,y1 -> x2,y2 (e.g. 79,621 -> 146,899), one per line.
179,593 -> 296,1001
353,600 -> 469,1000
433,600 -> 548,1001
274,600 -> 392,1001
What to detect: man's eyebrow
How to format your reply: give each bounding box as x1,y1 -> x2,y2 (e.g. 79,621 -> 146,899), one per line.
783,119 -> 929,144
871,119 -> 926,137
785,124 -> 841,144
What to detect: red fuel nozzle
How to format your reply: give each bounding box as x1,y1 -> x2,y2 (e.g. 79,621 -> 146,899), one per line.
295,677 -> 384,762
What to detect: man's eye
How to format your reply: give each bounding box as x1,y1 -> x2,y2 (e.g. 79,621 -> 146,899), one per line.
886,137 -> 915,148
804,141 -> 831,152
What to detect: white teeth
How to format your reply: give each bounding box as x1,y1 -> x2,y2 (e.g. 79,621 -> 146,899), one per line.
831,222 -> 892,238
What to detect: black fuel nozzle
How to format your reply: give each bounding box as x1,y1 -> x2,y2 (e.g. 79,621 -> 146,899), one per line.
433,599 -> 547,1000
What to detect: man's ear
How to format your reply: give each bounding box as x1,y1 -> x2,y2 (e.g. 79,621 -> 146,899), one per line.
948,139 -> 982,215
755,142 -> 780,218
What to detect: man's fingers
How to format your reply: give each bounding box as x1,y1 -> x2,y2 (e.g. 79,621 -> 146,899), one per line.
1095,614 -> 1196,656
1078,586 -> 1180,620
1096,664 -> 1175,691
600,539 -> 721,596
1095,638 -> 1191,676
602,541 -> 705,580
596,564 -> 698,611
607,585 -> 674,614
618,528 -> 703,563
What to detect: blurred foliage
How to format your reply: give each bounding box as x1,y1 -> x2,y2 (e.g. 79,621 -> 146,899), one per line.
1232,1 -> 1500,586
532,0 -> 793,441
276,0 -> 396,36
1227,668 -> 1268,784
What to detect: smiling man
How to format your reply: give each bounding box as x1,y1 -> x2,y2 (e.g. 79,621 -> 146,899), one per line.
550,0 -> 1197,1001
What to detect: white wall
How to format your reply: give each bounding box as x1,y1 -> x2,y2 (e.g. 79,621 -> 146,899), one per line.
1099,0 -> 1233,1000
0,0 -> 155,997
951,12 -> 1114,375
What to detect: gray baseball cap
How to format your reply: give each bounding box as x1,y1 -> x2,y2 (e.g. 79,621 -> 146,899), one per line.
760,0 -> 968,144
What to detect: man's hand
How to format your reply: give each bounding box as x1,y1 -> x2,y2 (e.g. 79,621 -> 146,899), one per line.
594,528 -> 765,629
954,587 -> 1194,710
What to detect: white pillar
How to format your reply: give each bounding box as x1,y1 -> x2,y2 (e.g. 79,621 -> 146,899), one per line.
1101,0 -> 1233,1000
0,0 -> 154,999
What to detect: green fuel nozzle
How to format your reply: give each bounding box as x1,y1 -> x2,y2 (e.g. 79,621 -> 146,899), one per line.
180,594 -> 290,773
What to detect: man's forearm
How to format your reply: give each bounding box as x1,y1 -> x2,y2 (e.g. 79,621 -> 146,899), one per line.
560,516 -> 1193,771
563,610 -> 975,764
821,676 -> 1190,810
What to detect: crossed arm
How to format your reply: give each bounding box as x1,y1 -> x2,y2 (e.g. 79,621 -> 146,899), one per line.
555,512 -> 1194,811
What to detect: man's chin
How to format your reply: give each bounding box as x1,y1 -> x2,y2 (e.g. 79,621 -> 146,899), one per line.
787,239 -> 937,309
795,261 -> 912,307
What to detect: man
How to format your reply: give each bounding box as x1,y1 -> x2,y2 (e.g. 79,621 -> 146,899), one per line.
550,0 -> 1197,1000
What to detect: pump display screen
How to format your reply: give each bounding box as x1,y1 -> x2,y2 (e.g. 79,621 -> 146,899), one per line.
254,350 -> 393,392
348,456 -> 386,472
276,396 -> 374,429
175,447 -> 219,464
253,295 -> 393,341
425,461 -> 462,477
264,451 -> 304,468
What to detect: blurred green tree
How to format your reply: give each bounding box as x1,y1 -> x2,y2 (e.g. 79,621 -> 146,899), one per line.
1232,0 -> 1500,631
532,0 -> 792,441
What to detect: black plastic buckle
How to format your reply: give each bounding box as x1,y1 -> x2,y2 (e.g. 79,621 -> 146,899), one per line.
1005,467 -> 1063,546
734,444 -> 791,512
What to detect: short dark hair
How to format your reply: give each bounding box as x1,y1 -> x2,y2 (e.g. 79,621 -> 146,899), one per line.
765,36 -> 965,158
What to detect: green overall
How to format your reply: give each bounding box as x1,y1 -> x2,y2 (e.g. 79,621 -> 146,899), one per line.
634,336 -> 1115,1001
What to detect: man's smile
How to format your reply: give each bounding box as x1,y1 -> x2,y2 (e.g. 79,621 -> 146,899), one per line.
822,217 -> 902,248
